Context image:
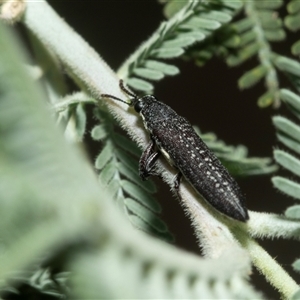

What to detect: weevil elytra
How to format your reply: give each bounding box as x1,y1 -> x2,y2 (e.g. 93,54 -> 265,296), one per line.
101,80 -> 249,222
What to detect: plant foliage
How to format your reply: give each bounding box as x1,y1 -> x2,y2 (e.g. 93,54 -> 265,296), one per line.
92,107 -> 173,242
1,0 -> 300,299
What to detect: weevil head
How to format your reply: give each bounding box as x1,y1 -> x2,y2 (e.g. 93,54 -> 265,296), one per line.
132,95 -> 156,113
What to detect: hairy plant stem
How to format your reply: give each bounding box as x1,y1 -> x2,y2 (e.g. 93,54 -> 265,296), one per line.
234,224 -> 299,299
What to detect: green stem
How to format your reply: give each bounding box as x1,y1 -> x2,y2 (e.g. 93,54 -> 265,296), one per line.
234,225 -> 299,299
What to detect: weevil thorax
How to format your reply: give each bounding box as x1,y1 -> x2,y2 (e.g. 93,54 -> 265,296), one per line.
132,95 -> 177,133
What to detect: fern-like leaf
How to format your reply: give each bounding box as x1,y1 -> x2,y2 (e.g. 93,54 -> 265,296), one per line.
227,1 -> 285,107
285,0 -> 300,56
92,108 -> 173,242
70,245 -> 259,299
272,90 -> 300,219
118,0 -> 241,92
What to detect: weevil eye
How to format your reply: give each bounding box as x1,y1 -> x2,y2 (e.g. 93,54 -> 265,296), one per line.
134,99 -> 144,113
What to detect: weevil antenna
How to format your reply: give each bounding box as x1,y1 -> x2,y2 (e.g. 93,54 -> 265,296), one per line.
101,94 -> 131,106
119,79 -> 138,98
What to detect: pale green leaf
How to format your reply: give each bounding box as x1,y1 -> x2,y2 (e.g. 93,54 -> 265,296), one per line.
257,91 -> 274,107
285,205 -> 300,219
183,16 -> 221,30
292,289 -> 300,300
274,56 -> 300,77
127,77 -> 153,92
179,31 -> 205,41
274,150 -> 300,177
161,37 -> 195,48
273,116 -> 300,143
115,148 -> 139,174
293,258 -> 300,272
121,180 -> 161,213
133,68 -> 164,80
201,11 -> 232,23
226,43 -> 259,66
91,124 -> 108,141
144,60 -> 179,76
95,143 -> 113,170
276,133 -> 300,155
98,160 -> 117,185
280,89 -> 300,114
264,29 -> 286,42
233,18 -> 254,33
239,31 -> 256,47
152,47 -> 184,59
125,198 -> 168,233
285,13 -> 300,32
260,16 -> 282,29
254,0 -> 283,9
113,133 -> 141,157
238,65 -> 267,89
287,1 -> 300,14
272,176 -> 300,199
74,103 -> 86,140
292,40 -> 300,56
117,163 -> 157,193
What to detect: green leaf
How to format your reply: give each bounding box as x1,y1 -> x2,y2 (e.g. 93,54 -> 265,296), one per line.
95,143 -> 113,170
273,116 -> 300,143
114,148 -> 139,174
113,133 -> 141,157
91,124 -> 108,141
274,150 -> 300,177
257,11 -> 282,28
200,11 -> 232,23
272,176 -> 300,199
292,40 -> 300,56
180,31 -> 205,41
285,205 -> 300,219
280,89 -> 300,114
233,18 -> 254,33
287,1 -> 300,14
226,43 -> 259,66
293,258 -> 300,272
254,0 -> 283,9
121,180 -> 161,213
264,29 -> 286,42
133,68 -> 164,81
125,198 -> 168,233
75,103 -> 86,140
127,77 -> 153,92
162,0 -> 187,19
257,91 -> 274,107
239,31 -> 256,47
151,47 -> 184,59
144,60 -> 179,76
98,160 -> 117,185
161,36 -> 196,48
117,163 -> 157,193
238,65 -> 267,89
291,289 -> 300,300
183,16 -> 221,30
276,133 -> 300,155
274,56 -> 300,77
285,13 -> 300,32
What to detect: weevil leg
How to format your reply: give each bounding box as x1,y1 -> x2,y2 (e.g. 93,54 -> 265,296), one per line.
139,138 -> 161,180
174,172 -> 183,199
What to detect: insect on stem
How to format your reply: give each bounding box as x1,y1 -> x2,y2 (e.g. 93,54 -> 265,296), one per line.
101,80 -> 137,106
